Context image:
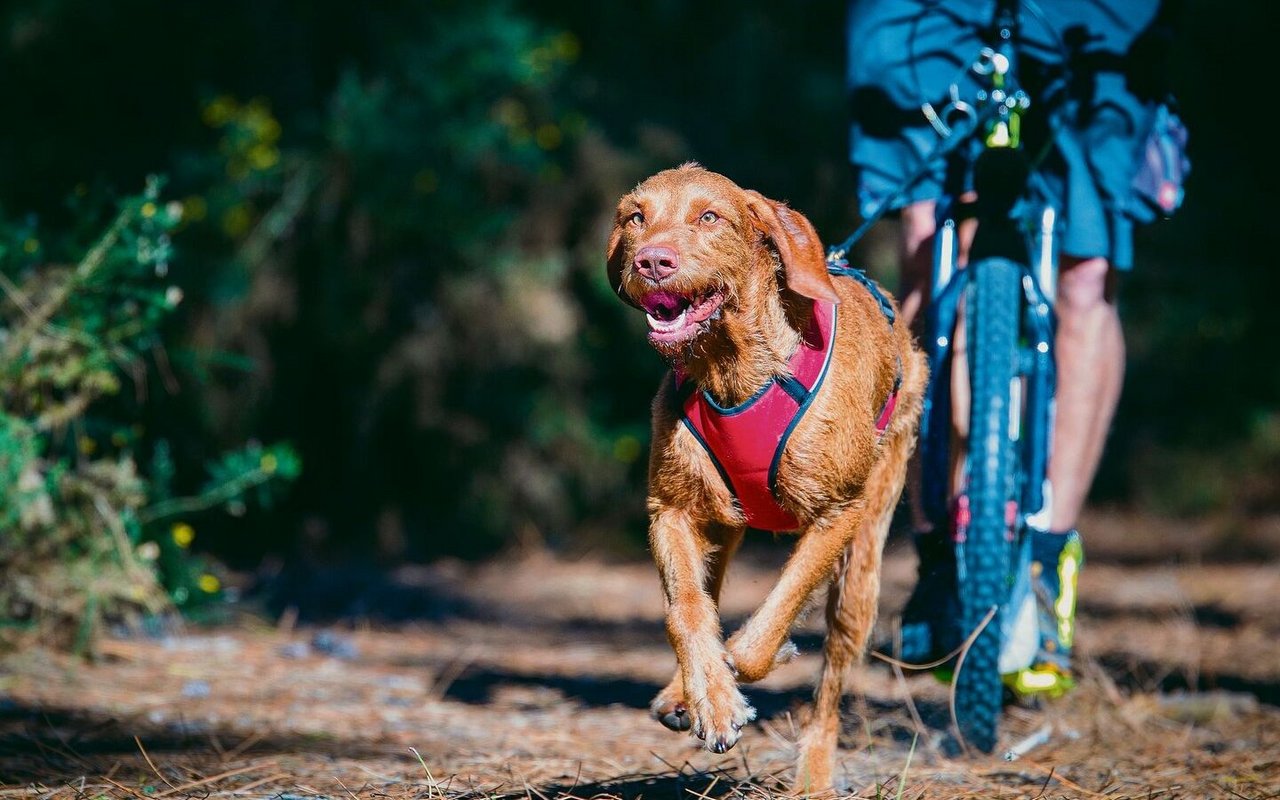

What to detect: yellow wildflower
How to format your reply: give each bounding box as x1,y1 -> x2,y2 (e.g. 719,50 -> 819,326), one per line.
613,435 -> 641,463
202,95 -> 238,127
248,144 -> 279,170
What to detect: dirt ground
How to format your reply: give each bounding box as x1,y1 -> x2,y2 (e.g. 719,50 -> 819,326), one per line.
2,510 -> 1278,799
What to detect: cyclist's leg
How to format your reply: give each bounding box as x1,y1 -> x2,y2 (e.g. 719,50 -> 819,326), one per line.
892,200 -> 972,664
897,200 -> 936,536
896,200 -> 936,332
1019,255 -> 1120,683
1049,255 -> 1123,530
899,197 -> 980,537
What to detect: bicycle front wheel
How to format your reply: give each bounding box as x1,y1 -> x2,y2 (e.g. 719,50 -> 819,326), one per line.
953,256 -> 1023,754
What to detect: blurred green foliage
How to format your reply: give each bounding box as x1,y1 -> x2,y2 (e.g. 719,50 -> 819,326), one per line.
2,0 -> 663,575
0,178 -> 299,650
0,0 -> 1274,593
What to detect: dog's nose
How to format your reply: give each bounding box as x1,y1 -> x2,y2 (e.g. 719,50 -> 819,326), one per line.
634,246 -> 679,281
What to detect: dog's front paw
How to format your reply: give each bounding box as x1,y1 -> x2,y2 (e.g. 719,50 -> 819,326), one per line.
650,676 -> 691,732
689,675 -> 757,754
726,634 -> 799,683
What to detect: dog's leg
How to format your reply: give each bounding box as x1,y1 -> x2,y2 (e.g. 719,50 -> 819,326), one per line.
724,504 -> 867,685
729,352 -> 929,688
795,505 -> 895,792
652,523 -> 745,732
796,423 -> 918,795
651,507 -> 756,753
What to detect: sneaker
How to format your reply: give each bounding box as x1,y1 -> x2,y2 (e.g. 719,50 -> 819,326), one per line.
1003,529 -> 1083,698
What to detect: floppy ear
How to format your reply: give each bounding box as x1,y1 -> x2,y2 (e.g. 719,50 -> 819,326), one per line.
605,221 -> 641,309
745,191 -> 839,305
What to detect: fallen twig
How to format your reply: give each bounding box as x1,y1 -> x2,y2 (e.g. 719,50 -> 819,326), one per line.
1003,723 -> 1053,761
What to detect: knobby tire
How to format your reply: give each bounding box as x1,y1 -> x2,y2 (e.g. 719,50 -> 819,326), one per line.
953,256 -> 1022,753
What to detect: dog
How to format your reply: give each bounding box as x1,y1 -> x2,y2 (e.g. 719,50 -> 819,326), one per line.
605,164 -> 927,793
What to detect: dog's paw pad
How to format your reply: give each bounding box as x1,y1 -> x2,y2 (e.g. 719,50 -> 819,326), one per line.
657,703 -> 691,732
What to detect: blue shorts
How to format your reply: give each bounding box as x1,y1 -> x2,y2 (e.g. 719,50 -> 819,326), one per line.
846,0 -> 1175,269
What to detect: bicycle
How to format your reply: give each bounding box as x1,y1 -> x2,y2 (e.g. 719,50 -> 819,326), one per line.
828,0 -> 1064,754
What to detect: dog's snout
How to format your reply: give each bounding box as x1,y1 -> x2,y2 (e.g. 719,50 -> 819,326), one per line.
634,245 -> 679,281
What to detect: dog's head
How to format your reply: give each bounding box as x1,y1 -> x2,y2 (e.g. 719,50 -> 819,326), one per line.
606,163 -> 838,363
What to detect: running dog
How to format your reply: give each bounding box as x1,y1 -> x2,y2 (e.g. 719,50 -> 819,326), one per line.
605,163 -> 927,793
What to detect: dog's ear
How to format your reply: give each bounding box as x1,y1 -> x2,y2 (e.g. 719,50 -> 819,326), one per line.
746,191 -> 839,305
605,221 -> 641,309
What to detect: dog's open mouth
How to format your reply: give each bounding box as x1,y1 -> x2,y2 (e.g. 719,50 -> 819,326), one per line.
639,289 -> 724,344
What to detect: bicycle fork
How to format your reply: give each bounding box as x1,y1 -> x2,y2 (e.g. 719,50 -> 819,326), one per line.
919,205 -> 1058,544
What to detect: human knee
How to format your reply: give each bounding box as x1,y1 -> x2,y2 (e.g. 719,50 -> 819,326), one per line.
899,201 -> 938,273
1057,256 -> 1116,315
899,201 -> 937,256
897,201 -> 936,293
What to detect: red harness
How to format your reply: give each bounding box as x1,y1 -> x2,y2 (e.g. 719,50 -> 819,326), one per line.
676,282 -> 899,532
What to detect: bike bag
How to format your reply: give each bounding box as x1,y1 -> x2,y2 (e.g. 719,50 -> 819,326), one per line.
1131,101 -> 1190,217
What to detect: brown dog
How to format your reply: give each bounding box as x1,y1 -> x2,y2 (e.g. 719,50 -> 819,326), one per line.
605,164 -> 927,793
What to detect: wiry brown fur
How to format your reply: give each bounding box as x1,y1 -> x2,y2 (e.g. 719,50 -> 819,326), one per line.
607,164 -> 927,795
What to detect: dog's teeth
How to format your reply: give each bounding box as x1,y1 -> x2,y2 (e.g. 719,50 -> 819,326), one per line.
646,308 -> 688,332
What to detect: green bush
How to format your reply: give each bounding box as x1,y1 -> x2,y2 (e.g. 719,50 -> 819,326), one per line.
0,178 -> 299,653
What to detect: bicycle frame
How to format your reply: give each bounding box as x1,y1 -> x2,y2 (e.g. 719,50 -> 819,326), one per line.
918,0 -> 1058,545
908,0 -> 1066,752
920,224 -> 1056,531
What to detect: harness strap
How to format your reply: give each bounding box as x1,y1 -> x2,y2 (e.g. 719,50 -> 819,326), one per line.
830,258 -> 901,437
673,262 -> 902,531
828,260 -> 896,324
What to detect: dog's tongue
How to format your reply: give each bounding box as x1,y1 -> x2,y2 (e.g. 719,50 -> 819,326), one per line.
640,291 -> 688,322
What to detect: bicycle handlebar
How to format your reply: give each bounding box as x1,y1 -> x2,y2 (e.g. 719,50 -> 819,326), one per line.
831,0 -> 1052,262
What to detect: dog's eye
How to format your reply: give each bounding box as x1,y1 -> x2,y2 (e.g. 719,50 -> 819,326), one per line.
629,212 -> 644,226
700,211 -> 719,224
